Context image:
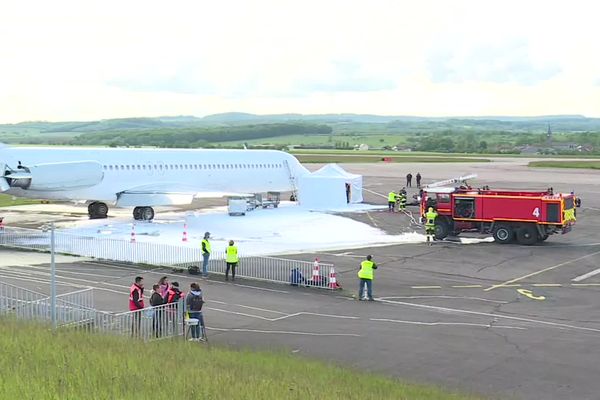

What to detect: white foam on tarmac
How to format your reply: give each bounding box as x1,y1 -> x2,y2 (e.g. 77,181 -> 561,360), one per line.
55,202 -> 427,256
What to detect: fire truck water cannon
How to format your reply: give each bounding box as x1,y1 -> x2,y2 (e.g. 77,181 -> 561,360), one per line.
419,176 -> 576,245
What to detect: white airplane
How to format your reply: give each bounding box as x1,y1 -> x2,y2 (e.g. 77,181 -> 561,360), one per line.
0,144 -> 308,220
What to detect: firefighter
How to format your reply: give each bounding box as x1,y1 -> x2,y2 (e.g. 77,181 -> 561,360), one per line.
387,191 -> 397,212
398,191 -> 407,211
424,207 -> 438,245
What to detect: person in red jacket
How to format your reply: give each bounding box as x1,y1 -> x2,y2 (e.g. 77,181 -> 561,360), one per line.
165,281 -> 184,335
129,276 -> 144,337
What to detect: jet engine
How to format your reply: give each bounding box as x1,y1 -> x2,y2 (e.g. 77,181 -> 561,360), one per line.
0,161 -> 104,192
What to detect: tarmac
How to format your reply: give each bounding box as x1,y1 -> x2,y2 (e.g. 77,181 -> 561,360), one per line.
2,157 -> 600,400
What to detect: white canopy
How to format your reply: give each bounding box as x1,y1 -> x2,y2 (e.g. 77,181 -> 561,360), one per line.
297,164 -> 363,210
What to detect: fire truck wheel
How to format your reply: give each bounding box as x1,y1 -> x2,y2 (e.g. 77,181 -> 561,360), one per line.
516,225 -> 538,245
493,224 -> 514,244
434,221 -> 449,240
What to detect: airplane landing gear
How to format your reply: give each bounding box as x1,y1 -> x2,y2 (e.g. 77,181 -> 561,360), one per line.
88,202 -> 109,219
133,206 -> 154,221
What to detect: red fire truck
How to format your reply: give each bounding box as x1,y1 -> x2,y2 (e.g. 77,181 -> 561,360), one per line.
419,185 -> 577,245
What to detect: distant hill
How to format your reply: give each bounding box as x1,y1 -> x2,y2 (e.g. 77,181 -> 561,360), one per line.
2,113 -> 599,135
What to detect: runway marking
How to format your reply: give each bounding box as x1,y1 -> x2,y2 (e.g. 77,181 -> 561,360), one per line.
572,267 -> 600,282
370,318 -> 527,330
571,283 -> 600,287
0,272 -> 126,295
365,211 -> 379,228
484,250 -> 600,291
208,327 -> 361,337
379,295 -> 508,304
294,312 -> 360,320
377,298 -> 600,334
0,266 -> 133,290
205,307 -> 276,321
531,283 -> 561,287
4,264 -> 123,279
451,284 -> 483,288
411,285 -> 442,289
233,304 -> 288,315
516,289 -> 546,301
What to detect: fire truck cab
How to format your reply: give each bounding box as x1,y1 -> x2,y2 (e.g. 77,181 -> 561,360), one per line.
420,186 -> 577,245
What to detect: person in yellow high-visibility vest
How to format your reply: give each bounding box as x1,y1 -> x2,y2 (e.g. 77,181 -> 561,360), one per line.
225,240 -> 239,281
424,207 -> 438,245
357,255 -> 378,301
388,191 -> 397,212
201,232 -> 211,278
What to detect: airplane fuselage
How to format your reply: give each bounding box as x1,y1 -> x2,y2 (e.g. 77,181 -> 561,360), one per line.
0,147 -> 308,205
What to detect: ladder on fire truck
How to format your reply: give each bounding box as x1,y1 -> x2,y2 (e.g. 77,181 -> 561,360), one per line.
424,174 -> 478,189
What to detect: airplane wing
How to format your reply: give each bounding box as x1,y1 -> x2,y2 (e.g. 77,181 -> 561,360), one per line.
115,182 -> 253,207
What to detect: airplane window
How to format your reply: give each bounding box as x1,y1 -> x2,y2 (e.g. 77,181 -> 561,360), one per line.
154,165 -> 158,169
142,165 -> 146,170
159,165 -> 163,170
108,165 -> 113,170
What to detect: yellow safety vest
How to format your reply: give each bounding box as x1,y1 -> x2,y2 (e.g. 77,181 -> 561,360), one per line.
388,192 -> 397,202
201,239 -> 211,254
226,245 -> 239,263
425,211 -> 438,227
358,260 -> 374,280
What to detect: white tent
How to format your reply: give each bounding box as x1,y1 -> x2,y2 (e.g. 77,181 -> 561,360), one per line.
297,164 -> 363,210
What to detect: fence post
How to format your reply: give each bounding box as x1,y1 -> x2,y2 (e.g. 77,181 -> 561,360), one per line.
50,223 -> 57,330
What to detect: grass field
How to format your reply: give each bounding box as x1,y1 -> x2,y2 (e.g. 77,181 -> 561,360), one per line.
0,319 -> 482,400
294,154 -> 490,163
0,193 -> 43,207
528,161 -> 600,169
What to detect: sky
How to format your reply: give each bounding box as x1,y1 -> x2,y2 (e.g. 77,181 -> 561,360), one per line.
0,0 -> 599,123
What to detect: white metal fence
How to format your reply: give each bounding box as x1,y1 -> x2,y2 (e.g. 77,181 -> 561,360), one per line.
0,281 -> 187,341
91,302 -> 187,341
0,227 -> 338,289
0,281 -> 94,326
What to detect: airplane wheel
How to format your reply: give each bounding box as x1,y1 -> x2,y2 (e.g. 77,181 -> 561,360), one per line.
141,207 -> 154,221
96,202 -> 108,216
133,207 -> 142,220
88,202 -> 108,219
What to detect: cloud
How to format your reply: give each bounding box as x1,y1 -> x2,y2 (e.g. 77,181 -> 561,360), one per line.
427,40 -> 561,85
295,62 -> 397,93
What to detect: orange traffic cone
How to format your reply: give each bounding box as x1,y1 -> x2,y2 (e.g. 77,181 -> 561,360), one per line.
182,223 -> 188,242
328,267 -> 341,289
130,223 -> 136,243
